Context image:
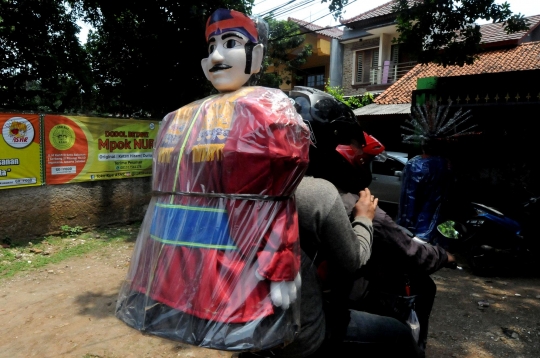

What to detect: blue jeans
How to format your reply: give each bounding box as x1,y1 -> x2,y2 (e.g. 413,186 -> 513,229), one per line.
335,310 -> 424,358
238,309 -> 424,358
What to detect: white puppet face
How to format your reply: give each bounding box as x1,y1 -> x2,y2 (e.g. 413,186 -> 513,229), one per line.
201,31 -> 263,92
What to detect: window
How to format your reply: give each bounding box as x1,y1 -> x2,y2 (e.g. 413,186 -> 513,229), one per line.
388,44 -> 417,83
301,66 -> 325,90
390,43 -> 417,64
355,48 -> 379,84
307,74 -> 325,88
390,44 -> 399,65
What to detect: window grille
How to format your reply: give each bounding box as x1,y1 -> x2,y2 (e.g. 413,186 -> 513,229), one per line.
356,52 -> 363,83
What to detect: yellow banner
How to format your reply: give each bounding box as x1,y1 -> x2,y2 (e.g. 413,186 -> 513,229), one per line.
0,114 -> 43,189
44,116 -> 159,184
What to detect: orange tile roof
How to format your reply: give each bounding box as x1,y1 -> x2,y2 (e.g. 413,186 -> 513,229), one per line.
288,17 -> 343,39
374,41 -> 540,105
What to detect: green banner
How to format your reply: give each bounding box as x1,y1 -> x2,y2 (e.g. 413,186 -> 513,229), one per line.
44,116 -> 159,184
0,114 -> 43,189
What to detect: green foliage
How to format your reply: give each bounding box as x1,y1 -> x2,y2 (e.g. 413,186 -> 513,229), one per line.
325,79 -> 373,110
0,0 -> 93,112
392,0 -> 530,67
61,225 -> 84,237
360,92 -> 374,107
321,0 -> 351,20
437,221 -> 460,239
325,81 -> 346,102
258,18 -> 312,88
68,0 -> 255,117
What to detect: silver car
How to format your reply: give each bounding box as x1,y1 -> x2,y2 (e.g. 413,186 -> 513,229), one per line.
369,151 -> 408,205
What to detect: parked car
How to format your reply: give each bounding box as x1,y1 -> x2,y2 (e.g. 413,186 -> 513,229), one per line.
369,151 -> 408,205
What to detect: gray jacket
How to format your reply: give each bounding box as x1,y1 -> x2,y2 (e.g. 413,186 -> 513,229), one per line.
268,176 -> 374,358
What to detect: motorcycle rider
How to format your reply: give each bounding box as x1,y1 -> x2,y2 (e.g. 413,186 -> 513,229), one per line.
289,86 -> 456,354
237,88 -> 426,358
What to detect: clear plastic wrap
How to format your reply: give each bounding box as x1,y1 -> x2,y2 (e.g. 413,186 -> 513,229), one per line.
397,155 -> 451,241
116,86 -> 310,351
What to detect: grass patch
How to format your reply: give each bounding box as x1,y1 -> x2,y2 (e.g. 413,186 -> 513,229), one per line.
0,223 -> 140,280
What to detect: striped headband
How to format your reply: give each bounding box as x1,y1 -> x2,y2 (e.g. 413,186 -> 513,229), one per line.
205,9 -> 258,43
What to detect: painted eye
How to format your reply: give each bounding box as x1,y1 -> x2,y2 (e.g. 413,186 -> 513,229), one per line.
208,44 -> 216,54
225,39 -> 238,49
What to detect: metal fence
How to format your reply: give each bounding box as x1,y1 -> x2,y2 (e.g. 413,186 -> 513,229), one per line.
369,61 -> 417,85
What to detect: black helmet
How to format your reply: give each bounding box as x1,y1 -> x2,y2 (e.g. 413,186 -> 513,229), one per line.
289,86 -> 374,193
289,86 -> 366,150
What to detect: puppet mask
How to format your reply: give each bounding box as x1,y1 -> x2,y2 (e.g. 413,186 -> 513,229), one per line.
201,9 -> 264,92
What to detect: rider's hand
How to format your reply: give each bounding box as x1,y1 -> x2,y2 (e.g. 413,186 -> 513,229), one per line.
353,187 -> 378,221
446,252 -> 457,269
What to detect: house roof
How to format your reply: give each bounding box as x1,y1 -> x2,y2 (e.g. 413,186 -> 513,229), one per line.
341,3 -> 539,41
340,0 -> 417,25
340,0 -> 396,25
287,17 -> 343,39
353,103 -> 411,116
480,14 -> 540,45
374,40 -> 540,105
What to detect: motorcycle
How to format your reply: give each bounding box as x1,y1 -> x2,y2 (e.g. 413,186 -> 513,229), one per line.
435,195 -> 540,275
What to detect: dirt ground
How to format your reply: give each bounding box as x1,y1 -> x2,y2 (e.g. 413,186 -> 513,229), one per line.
1,238 -> 540,358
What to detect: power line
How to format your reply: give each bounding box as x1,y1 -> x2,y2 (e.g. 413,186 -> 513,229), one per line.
298,0 -> 359,24
267,0 -> 316,19
262,0 -> 358,27
297,2 -> 339,23
257,0 -> 300,17
268,0 -> 359,43
257,0 -> 315,20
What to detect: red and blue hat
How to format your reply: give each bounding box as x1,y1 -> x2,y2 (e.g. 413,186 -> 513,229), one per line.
205,9 -> 258,43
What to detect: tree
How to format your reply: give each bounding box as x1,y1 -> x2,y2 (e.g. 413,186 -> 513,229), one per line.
392,0 -> 529,67
258,18 -> 313,88
0,0 -> 93,112
68,0 -> 254,118
323,0 -> 351,20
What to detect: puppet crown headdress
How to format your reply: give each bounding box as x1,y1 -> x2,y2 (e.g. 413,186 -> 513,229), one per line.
401,100 -> 478,146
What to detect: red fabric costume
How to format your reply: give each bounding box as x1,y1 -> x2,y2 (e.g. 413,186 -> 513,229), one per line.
122,87 -> 309,325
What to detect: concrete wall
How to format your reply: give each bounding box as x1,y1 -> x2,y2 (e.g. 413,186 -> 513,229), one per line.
0,177 -> 152,244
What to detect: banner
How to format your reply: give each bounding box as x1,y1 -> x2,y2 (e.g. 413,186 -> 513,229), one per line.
0,114 -> 43,189
44,116 -> 159,184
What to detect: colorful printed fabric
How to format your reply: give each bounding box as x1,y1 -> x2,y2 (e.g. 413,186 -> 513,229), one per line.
118,86 -> 309,333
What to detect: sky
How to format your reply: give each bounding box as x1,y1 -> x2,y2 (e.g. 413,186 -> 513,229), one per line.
252,0 -> 540,27
78,1 -> 539,43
